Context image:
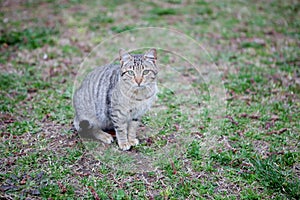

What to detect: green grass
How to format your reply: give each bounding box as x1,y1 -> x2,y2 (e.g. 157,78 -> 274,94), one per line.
0,27 -> 58,49
252,155 -> 300,199
149,8 -> 179,16
89,14 -> 114,31
1,0 -> 299,199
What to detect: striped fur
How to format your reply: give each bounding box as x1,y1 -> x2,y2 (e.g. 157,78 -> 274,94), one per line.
73,49 -> 158,151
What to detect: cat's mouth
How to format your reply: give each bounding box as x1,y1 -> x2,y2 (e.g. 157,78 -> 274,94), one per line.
122,84 -> 156,101
136,84 -> 146,88
132,85 -> 149,93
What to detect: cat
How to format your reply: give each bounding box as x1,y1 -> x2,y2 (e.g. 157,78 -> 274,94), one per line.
73,48 -> 158,151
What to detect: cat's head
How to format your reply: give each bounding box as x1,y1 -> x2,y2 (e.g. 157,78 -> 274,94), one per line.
119,49 -> 158,88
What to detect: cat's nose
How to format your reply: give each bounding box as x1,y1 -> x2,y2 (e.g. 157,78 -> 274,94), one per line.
135,77 -> 143,86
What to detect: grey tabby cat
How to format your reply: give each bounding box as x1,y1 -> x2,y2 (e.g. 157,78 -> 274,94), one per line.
73,49 -> 158,151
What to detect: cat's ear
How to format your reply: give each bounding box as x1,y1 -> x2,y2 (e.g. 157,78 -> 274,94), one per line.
119,49 -> 132,66
144,48 -> 157,63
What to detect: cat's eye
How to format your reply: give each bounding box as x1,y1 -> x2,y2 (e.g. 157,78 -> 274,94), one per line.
143,70 -> 150,75
127,70 -> 135,76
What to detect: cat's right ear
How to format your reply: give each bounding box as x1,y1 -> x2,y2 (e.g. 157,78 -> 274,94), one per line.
119,49 -> 132,67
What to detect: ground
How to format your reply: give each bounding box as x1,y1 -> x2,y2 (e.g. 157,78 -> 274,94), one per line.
0,0 -> 299,199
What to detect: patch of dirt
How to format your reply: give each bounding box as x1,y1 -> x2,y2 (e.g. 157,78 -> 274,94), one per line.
252,140 -> 270,158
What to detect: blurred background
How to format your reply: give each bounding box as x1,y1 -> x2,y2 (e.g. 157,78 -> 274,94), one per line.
0,0 -> 299,199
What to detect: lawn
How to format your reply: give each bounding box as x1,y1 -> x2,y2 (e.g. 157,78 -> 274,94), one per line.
0,0 -> 299,199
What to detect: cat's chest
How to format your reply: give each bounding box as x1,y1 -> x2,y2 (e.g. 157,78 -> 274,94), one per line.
129,97 -> 155,119
111,84 -> 157,118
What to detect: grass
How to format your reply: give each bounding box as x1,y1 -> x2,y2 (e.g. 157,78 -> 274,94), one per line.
0,27 -> 58,50
1,0 -> 299,199
251,155 -> 300,199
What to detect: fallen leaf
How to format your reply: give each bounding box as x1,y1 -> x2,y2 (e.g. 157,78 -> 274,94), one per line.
239,113 -> 260,119
278,128 -> 288,134
225,115 -> 239,126
249,114 -> 260,119
89,186 -> 100,200
236,130 -> 244,136
0,113 -> 15,125
170,161 -> 177,175
267,151 -> 284,156
57,181 -> 67,194
270,115 -> 280,121
264,121 -> 274,130
146,137 -> 153,146
192,132 -> 204,138
266,128 -> 287,135
27,88 -> 38,93
174,123 -> 180,131
20,178 -> 27,185
240,113 -> 248,118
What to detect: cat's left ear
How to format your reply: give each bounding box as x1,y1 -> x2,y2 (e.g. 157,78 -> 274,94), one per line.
144,48 -> 157,64
119,48 -> 132,67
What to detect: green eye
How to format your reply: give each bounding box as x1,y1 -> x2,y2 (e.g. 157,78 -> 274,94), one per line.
143,70 -> 150,75
127,70 -> 134,76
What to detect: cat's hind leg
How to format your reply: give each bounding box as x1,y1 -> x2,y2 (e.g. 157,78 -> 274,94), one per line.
93,129 -> 114,144
78,119 -> 113,144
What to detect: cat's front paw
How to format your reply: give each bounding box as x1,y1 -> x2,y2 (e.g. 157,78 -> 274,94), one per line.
118,142 -> 131,151
128,138 -> 139,146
